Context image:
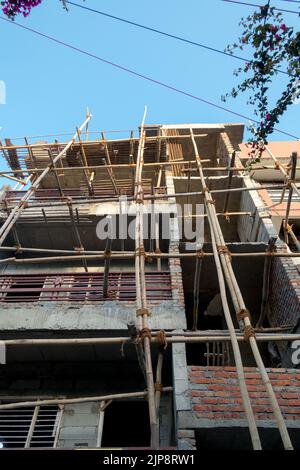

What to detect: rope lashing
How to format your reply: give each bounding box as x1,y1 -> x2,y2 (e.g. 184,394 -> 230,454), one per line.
237,308 -> 251,322
217,245 -> 232,261
244,325 -> 256,342
156,330 -> 168,351
136,308 -> 151,317
154,383 -> 163,392
104,250 -> 112,260
20,200 -> 28,209
140,327 -> 152,342
135,247 -> 146,257
285,223 -> 294,234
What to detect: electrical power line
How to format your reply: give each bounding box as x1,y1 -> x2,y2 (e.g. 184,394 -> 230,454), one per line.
64,1 -> 290,76
0,16 -> 298,140
221,0 -> 300,14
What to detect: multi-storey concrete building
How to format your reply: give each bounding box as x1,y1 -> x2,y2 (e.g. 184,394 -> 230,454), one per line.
0,115 -> 299,450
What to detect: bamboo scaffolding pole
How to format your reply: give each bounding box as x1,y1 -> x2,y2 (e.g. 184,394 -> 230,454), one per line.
155,349 -> 164,412
101,132 -> 119,195
24,136 -> 38,168
76,128 -> 94,196
0,388 -> 173,411
0,113 -> 92,247
265,146 -> 300,199
47,149 -> 64,197
188,129 -> 261,449
135,107 -> 159,449
0,133 -> 211,152
190,131 -> 293,450
127,321 -> 147,383
3,200 -> 21,250
2,183 -> 292,211
179,211 -> 253,218
0,162 -> 290,176
102,216 -> 112,298
207,227 -> 261,448
2,249 -> 300,265
67,200 -> 88,273
256,237 -> 277,328
192,249 -> 202,331
0,173 -> 27,185
223,151 -> 236,214
96,401 -> 106,448
1,333 -> 300,348
286,224 -> 300,252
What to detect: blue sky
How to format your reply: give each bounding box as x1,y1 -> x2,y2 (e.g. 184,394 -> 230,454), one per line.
0,0 -> 299,149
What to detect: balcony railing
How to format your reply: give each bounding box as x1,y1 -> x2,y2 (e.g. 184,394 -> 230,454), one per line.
0,272 -> 172,303
0,405 -> 60,448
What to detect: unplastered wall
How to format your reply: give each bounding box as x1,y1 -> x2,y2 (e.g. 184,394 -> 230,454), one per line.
165,167 -> 186,313
188,366 -> 300,431
237,175 -> 279,243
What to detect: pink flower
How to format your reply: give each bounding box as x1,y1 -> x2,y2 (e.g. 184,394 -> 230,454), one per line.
281,24 -> 287,32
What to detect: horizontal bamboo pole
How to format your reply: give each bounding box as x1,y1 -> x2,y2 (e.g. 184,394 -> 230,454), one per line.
0,387 -> 173,410
0,163 -> 294,176
0,133 -> 211,151
2,183 -> 292,210
1,333 -> 299,347
0,250 -> 299,265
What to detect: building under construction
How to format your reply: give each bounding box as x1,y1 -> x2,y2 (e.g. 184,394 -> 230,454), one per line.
0,112 -> 299,450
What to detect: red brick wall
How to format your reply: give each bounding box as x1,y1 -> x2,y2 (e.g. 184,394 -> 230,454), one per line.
269,256 -> 300,332
189,366 -> 300,422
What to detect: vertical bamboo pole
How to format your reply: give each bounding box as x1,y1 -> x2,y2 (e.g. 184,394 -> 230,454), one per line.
96,401 -> 106,448
190,129 -> 293,450
190,129 -> 262,450
103,216 -> 112,298
223,151 -> 236,214
135,107 -> 159,449
101,132 -> 119,195
25,405 -> 40,448
284,152 -> 298,244
192,255 -> 202,331
76,128 -> 94,196
256,237 -> 277,328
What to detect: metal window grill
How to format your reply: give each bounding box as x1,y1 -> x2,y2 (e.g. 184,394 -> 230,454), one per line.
0,405 -> 61,449
0,272 -> 172,303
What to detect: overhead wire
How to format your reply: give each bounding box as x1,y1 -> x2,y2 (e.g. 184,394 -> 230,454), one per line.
0,16 -> 298,140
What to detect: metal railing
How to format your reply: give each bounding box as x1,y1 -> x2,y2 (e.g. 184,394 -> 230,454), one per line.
0,405 -> 60,448
0,272 -> 172,303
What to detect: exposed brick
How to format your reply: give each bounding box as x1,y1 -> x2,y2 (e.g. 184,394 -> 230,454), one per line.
188,366 -> 300,424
